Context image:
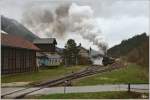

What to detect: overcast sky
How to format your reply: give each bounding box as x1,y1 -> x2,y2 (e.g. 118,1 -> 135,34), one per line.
0,0 -> 149,50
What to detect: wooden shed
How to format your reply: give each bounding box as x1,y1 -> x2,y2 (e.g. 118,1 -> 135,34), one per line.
1,33 -> 39,74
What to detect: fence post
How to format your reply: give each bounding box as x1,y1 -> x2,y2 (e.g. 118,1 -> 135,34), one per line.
128,83 -> 130,92
64,80 -> 68,94
64,85 -> 66,94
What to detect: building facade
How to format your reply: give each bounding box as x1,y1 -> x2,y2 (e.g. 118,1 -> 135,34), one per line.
1,33 -> 39,74
34,38 -> 62,67
36,52 -> 62,67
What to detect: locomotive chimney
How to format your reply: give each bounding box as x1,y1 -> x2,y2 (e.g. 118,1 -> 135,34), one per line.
89,47 -> 92,55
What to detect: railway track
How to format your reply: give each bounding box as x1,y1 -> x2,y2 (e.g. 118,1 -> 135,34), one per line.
1,61 -> 124,99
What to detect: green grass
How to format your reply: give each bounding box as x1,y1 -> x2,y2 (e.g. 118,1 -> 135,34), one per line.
26,91 -> 149,99
2,63 -> 148,85
73,63 -> 149,85
1,65 -> 87,83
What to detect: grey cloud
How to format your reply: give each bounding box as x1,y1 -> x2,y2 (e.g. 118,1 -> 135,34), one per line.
1,0 -> 149,19
0,0 -> 149,49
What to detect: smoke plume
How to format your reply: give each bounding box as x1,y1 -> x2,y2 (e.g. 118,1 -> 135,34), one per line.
22,3 -> 108,54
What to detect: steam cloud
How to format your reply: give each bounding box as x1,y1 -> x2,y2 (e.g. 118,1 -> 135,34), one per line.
22,3 -> 108,54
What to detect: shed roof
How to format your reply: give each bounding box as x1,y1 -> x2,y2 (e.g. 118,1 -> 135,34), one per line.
36,52 -> 61,59
46,53 -> 61,59
33,38 -> 57,44
1,33 -> 39,50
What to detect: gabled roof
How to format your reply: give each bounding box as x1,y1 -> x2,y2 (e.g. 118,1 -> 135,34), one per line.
1,33 -> 39,50
33,38 -> 57,44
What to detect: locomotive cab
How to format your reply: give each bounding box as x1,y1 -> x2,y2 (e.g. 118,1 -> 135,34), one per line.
102,56 -> 115,66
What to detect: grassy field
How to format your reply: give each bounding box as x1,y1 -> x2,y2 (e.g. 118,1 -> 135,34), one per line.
73,63 -> 149,85
26,91 -> 149,99
1,65 -> 87,83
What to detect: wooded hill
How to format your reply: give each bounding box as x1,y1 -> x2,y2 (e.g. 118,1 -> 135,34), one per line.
107,33 -> 149,68
1,16 -> 39,42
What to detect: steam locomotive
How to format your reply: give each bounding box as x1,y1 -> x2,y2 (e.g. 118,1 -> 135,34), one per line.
102,56 -> 115,66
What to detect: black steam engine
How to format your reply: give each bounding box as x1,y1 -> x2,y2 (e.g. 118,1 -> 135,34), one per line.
102,56 -> 115,66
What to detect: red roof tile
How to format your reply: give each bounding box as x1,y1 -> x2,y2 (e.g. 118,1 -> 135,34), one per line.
1,33 -> 39,50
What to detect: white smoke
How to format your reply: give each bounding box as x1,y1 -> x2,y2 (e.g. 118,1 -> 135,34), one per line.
22,3 -> 108,54
68,3 -> 108,54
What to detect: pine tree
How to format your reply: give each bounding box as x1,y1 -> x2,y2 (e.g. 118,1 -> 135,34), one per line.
63,39 -> 79,66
